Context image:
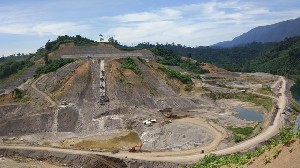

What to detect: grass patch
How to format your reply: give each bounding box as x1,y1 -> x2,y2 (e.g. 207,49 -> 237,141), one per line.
121,57 -> 142,75
42,141 -> 51,146
158,66 -> 192,84
228,126 -> 255,142
256,86 -> 275,96
228,126 -> 254,136
119,70 -> 134,87
210,92 -> 273,112
74,132 -> 141,150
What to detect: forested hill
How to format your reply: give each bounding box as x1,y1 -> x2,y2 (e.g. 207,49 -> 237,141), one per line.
142,36 -> 300,82
146,42 -> 274,72
214,17 -> 300,47
246,36 -> 300,82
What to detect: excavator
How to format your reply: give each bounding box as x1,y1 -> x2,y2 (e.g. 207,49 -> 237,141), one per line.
128,144 -> 143,152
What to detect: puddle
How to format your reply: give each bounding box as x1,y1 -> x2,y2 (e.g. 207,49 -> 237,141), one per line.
235,107 -> 263,122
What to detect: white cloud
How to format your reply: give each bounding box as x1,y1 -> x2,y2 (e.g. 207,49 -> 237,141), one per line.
0,4 -> 89,36
102,0 -> 299,46
99,8 -> 182,23
0,22 -> 89,36
32,22 -> 89,36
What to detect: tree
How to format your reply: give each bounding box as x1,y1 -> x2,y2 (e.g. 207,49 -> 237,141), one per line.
45,40 -> 52,51
108,36 -> 118,45
99,34 -> 104,42
44,52 -> 49,64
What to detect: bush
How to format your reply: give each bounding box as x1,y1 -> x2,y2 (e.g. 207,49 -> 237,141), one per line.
180,60 -> 209,74
158,66 -> 192,84
234,134 -> 242,143
34,58 -> 74,78
121,57 -> 142,75
279,127 -> 294,145
14,88 -> 23,99
184,84 -> 193,91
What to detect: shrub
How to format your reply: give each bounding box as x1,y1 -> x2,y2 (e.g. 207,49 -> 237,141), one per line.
34,58 -> 74,78
158,66 -> 192,84
185,84 -> 193,91
121,57 -> 142,75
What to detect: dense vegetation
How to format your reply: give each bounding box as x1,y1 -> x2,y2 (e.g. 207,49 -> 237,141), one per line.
0,56 -> 34,80
247,37 -> 300,82
45,35 -> 97,52
121,57 -> 142,75
145,42 -> 274,72
180,59 -> 209,74
158,66 -> 192,84
34,58 -> 74,78
192,126 -> 299,168
291,84 -> 300,100
150,47 -> 208,74
132,37 -> 300,85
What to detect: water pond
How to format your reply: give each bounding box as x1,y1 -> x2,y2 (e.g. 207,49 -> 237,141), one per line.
235,107 -> 264,122
291,84 -> 300,131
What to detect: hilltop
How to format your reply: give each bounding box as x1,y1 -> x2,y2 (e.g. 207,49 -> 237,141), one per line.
214,17 -> 300,47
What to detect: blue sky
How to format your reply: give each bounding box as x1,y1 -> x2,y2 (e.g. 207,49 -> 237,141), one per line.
1,0 -> 300,56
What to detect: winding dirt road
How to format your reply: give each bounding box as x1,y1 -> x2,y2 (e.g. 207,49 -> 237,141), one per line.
31,74 -> 57,107
0,76 -> 287,163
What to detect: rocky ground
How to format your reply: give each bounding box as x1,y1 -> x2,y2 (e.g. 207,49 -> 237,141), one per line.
0,50 -> 283,167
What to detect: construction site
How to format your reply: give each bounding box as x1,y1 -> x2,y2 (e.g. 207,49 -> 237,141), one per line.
0,43 -> 289,167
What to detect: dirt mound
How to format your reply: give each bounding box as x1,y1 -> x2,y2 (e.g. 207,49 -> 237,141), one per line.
248,140 -> 300,168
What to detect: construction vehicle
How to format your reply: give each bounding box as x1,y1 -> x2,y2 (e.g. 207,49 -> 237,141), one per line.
159,108 -> 173,118
128,144 -> 143,152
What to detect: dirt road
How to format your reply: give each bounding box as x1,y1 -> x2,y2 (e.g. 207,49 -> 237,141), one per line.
31,74 -> 57,107
0,77 -> 287,163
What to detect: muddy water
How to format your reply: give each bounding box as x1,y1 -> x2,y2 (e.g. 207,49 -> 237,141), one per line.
235,107 -> 264,122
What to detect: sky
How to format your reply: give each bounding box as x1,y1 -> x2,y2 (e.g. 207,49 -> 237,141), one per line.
0,0 -> 300,56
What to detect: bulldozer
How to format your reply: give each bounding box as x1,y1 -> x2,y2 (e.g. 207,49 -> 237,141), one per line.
128,144 -> 143,152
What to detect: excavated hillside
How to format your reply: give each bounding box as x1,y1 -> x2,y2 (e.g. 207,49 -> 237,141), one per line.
1,44 -> 287,168
0,48 -> 215,151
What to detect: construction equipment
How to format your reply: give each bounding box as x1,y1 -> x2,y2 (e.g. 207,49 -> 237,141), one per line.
159,108 -> 173,118
128,144 -> 143,152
